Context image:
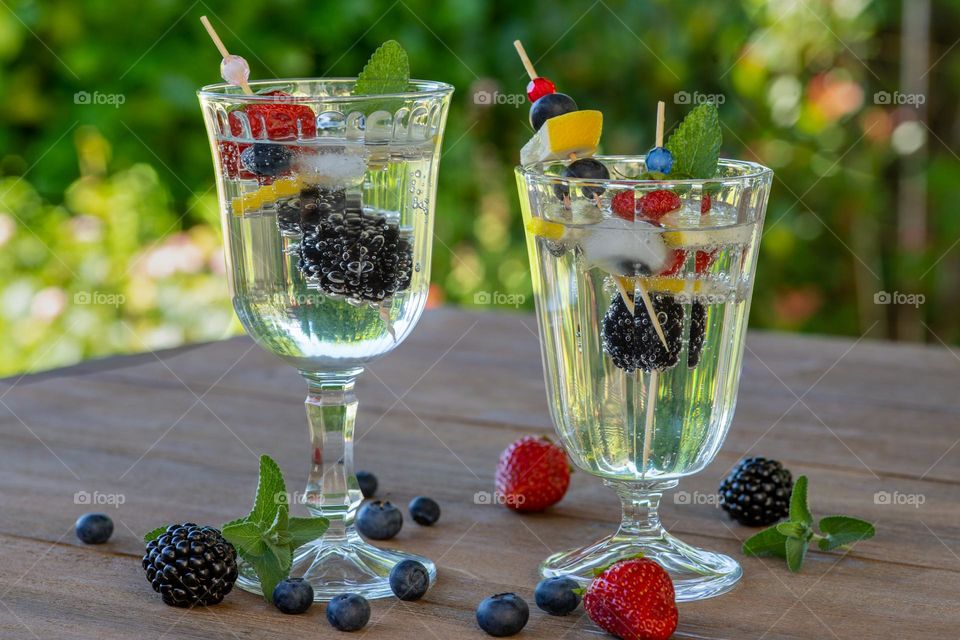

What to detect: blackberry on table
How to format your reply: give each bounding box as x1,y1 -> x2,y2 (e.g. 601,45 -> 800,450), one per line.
601,292 -> 684,372
719,457 -> 793,526
142,523 -> 238,607
687,301 -> 707,368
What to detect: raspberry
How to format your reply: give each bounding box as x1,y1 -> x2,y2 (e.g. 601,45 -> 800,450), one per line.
659,249 -> 686,276
526,77 -> 556,102
701,192 -> 712,213
611,191 -> 636,220
695,250 -> 715,274
639,190 -> 681,221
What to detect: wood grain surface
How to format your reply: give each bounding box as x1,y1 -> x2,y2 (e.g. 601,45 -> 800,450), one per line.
0,308 -> 957,639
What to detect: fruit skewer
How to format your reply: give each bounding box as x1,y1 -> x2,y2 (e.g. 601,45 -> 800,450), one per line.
200,16 -> 253,95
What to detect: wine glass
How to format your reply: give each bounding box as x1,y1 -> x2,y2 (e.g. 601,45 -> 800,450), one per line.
516,156 -> 772,601
199,78 -> 453,600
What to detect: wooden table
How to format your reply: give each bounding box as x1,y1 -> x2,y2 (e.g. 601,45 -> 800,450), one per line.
0,308 -> 956,639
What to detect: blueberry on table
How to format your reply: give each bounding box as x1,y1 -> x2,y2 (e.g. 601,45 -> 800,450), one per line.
75,513 -> 113,544
273,578 -> 314,614
646,146 -> 674,174
326,593 -> 370,632
530,92 -> 577,131
554,158 -> 610,200
408,496 -> 441,526
240,143 -> 293,177
476,593 -> 529,637
356,500 -> 403,540
534,576 -> 581,616
389,559 -> 430,601
356,470 -> 378,498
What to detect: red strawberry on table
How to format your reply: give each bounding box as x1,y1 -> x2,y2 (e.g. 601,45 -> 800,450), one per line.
495,436 -> 570,512
583,556 -> 678,640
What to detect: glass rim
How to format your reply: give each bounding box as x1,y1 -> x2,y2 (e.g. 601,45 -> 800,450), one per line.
197,77 -> 455,103
516,156 -> 773,187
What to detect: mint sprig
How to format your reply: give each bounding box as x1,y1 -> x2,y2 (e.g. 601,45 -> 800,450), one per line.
742,475 -> 876,572
354,40 -> 410,95
664,102 -> 722,179
220,455 -> 328,602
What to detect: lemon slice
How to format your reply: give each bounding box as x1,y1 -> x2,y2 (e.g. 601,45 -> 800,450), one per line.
639,276 -> 735,301
661,224 -> 753,249
231,176 -> 304,215
525,218 -> 566,241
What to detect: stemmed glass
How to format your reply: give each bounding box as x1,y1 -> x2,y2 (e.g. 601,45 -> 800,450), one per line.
199,78 -> 453,600
516,156 -> 772,600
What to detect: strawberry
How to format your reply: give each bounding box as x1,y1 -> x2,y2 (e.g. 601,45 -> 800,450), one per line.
638,190 -> 681,221
611,191 -> 637,220
659,249 -> 687,277
583,556 -> 678,640
221,91 -> 316,179
495,436 -> 570,512
700,192 -> 712,214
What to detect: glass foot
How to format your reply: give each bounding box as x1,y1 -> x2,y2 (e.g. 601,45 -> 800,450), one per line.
236,531 -> 436,601
540,530 -> 741,602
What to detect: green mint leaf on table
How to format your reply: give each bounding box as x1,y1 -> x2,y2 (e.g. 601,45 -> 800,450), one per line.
742,526 -> 789,559
785,537 -> 807,573
354,40 -> 410,95
776,521 -> 810,540
220,454 -> 329,602
789,475 -> 813,526
817,516 -> 876,551
664,102 -> 722,179
143,526 -> 167,544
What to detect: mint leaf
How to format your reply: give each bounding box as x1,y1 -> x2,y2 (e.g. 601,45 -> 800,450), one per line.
252,544 -> 291,603
354,40 -> 409,95
776,521 -> 809,540
742,526 -> 788,558
664,102 -> 721,179
222,520 -> 267,558
288,517 -> 330,549
144,526 -> 167,543
790,475 -> 813,526
250,454 -> 286,528
785,537 -> 808,572
818,516 -> 876,551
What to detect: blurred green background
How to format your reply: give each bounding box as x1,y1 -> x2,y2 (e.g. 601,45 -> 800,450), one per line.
0,0 -> 956,376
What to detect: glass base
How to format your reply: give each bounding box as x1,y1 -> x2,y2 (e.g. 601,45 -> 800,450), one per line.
236,530 -> 436,601
540,530 -> 741,602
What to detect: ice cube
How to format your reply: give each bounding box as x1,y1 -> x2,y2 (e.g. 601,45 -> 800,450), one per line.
576,217 -> 668,276
295,145 -> 367,188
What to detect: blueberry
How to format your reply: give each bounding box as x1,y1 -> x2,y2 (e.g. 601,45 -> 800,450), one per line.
646,146 -> 674,174
75,513 -> 113,544
534,576 -> 581,616
356,500 -> 402,540
326,593 -> 370,632
389,559 -> 430,601
272,578 -> 314,614
554,158 -> 610,200
530,93 -> 577,131
476,593 -> 529,637
356,470 -> 377,498
240,143 -> 293,177
408,496 -> 440,526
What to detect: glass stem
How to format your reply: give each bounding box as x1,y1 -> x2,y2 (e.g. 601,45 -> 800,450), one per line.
302,369 -> 364,541
608,479 -> 678,538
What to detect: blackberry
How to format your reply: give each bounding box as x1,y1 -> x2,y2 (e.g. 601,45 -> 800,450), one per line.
277,187 -> 347,234
297,197 -> 413,304
601,292 -> 684,372
142,523 -> 238,607
719,457 -> 793,526
687,301 -> 707,368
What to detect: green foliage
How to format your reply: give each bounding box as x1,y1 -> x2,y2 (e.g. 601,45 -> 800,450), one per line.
0,0 -> 955,375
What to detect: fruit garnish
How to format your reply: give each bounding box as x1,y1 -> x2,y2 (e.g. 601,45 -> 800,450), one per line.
742,475 -> 876,572
520,109 -> 602,165
701,191 -> 712,213
658,249 -> 686,276
695,249 -> 715,274
143,523 -> 238,607
495,436 -> 571,512
645,146 -> 674,174
231,175 -> 304,213
639,189 -> 682,220
530,92 -> 578,131
216,455 -> 329,602
720,457 -> 793,527
664,101 -> 721,179
661,224 -> 753,248
602,292 -> 684,372
354,40 -> 410,95
583,556 -> 678,640
556,157 -> 609,199
525,217 -> 566,241
229,91 -> 317,141
611,190 -> 636,220
240,143 -> 294,177
526,76 -> 556,102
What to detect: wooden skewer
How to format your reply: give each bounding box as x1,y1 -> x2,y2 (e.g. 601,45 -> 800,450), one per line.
655,100 -> 665,147
200,15 -> 253,95
513,40 -> 538,81
641,369 -> 658,478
